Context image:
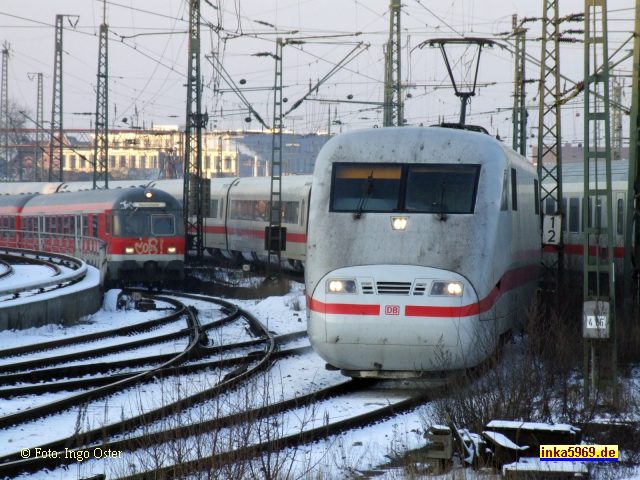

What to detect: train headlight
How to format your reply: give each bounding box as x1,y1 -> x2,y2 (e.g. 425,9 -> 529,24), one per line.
326,279 -> 356,294
125,247 -> 135,254
391,216 -> 408,231
430,281 -> 464,296
167,246 -> 177,254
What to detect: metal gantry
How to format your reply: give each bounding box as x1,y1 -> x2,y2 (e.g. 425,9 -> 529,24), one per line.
383,0 -> 403,127
93,3 -> 109,190
267,37 -> 284,276
582,0 -> 617,404
511,15 -> 528,156
183,0 -> 207,262
537,0 -> 564,296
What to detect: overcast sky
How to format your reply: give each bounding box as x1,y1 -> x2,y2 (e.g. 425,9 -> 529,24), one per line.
0,0 -> 635,153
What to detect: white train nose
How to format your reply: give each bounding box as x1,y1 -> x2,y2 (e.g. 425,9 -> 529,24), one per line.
307,264 -> 497,376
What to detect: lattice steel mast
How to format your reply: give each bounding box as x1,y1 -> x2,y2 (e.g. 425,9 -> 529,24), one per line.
183,0 -> 207,261
29,73 -> 44,181
1,43 -> 9,180
93,2 -> 109,189
49,15 -> 64,181
582,0 -> 617,404
267,38 -> 284,276
383,0 -> 403,127
537,0 -> 564,295
511,15 -> 527,156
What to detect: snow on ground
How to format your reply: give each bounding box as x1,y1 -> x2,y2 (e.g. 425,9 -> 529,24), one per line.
2,281 -> 639,479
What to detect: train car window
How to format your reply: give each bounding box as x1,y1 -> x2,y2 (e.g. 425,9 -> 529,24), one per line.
330,163 -> 401,212
230,200 -> 265,220
595,197 -> 603,228
82,215 -> 89,237
210,199 -> 218,219
534,180 -> 540,215
282,201 -> 299,224
617,198 -> 624,236
510,168 -> 518,211
405,164 -> 480,214
151,214 -> 175,235
561,198 -> 567,232
569,198 -> 580,233
44,217 -> 53,233
500,170 -> 509,211
92,215 -> 99,237
62,216 -> 71,234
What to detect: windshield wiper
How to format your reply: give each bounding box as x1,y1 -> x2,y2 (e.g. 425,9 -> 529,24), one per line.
438,181 -> 448,221
353,171 -> 374,219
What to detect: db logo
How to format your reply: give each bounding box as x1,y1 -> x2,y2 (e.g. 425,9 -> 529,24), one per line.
384,305 -> 400,316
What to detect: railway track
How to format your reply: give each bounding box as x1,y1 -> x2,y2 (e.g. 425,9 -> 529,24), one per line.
0,248 -> 89,302
0,291 -> 433,479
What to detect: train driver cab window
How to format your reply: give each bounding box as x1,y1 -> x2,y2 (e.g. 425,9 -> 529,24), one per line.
151,214 -> 175,236
405,164 -> 480,214
510,168 -> 518,211
500,170 -> 509,211
330,163 -> 401,212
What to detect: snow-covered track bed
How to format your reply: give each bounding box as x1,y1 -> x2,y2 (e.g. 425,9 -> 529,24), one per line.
0,292 -> 280,478
0,248 -> 87,302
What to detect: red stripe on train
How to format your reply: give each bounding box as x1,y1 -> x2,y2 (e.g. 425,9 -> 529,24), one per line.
309,264 -> 540,319
202,225 -> 306,243
544,243 -> 624,258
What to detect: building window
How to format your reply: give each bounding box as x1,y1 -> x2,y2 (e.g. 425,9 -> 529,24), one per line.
120,155 -> 126,168
130,155 -> 136,168
140,156 -> 146,169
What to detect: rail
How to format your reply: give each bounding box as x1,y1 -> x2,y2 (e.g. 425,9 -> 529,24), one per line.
0,230 -> 107,280
0,247 -> 88,299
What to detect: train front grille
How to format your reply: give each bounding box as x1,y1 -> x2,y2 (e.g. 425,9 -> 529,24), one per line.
376,281 -> 412,295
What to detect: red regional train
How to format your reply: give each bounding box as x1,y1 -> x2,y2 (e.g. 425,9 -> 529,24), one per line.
0,187 -> 184,285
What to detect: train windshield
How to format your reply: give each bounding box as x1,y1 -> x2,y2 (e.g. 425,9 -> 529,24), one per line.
113,210 -> 183,237
405,164 -> 480,214
330,162 -> 480,214
330,164 -> 402,212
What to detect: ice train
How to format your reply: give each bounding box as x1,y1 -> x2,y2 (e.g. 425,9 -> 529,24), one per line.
305,126 -> 542,378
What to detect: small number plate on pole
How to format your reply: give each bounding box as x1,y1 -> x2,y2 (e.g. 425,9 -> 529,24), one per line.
583,300 -> 610,339
542,214 -> 562,245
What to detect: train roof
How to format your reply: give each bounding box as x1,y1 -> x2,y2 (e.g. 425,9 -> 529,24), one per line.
21,186 -> 179,211
0,192 -> 39,212
315,126 -> 533,172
